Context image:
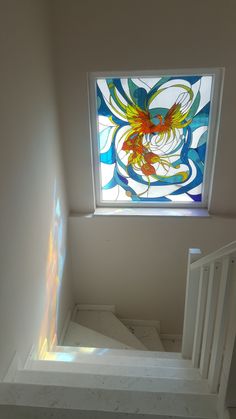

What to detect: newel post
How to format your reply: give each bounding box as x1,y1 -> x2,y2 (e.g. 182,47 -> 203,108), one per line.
182,248 -> 202,359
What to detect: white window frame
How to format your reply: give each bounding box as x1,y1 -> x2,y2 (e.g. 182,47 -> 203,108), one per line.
89,68 -> 224,209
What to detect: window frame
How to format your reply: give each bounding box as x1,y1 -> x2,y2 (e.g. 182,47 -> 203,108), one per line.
89,68 -> 224,209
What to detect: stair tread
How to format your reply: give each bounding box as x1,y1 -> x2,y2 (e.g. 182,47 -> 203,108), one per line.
63,322 -> 133,350
75,310 -> 147,350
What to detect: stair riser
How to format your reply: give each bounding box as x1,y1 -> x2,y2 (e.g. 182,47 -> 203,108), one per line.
55,346 -> 182,358
28,360 -> 202,380
16,370 -> 210,393
0,408 -> 216,419
44,351 -> 191,369
4,378 -> 217,419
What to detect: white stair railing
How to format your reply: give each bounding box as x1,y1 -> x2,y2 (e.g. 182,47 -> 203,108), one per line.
182,241 -> 236,395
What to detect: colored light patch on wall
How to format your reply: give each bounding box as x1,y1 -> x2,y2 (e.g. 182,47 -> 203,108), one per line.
95,75 -> 213,204
38,184 -> 65,359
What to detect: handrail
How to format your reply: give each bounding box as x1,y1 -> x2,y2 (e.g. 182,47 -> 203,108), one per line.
190,241 -> 236,270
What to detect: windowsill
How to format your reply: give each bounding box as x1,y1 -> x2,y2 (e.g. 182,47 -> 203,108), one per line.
92,207 -> 210,217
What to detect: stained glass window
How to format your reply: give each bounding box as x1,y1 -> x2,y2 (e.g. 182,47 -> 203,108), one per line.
92,72 -> 219,206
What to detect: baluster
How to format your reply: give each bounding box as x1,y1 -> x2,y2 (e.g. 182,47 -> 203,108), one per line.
192,265 -> 210,368
200,262 -> 221,378
218,257 -> 236,414
208,256 -> 232,392
182,249 -> 202,359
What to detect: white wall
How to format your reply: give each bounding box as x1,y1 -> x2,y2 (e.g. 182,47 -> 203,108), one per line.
0,0 -> 74,379
69,215 -> 236,334
51,0 -> 236,215
51,0 -> 236,333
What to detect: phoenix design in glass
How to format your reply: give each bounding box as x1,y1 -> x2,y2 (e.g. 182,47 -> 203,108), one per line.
96,74 -> 213,203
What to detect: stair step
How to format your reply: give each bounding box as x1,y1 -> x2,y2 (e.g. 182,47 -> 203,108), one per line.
63,322 -> 133,350
53,346 -> 187,367
14,368 -> 217,418
75,310 -> 147,350
16,367 -> 210,393
0,406 -> 218,419
44,350 -> 193,369
55,345 -> 182,359
27,359 -> 203,380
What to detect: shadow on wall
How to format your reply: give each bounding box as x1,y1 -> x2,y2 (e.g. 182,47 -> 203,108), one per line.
38,182 -> 66,358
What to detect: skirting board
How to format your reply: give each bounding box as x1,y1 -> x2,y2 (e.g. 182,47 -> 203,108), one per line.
120,318 -> 161,333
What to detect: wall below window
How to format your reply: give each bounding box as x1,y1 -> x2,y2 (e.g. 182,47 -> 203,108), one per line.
0,0 -> 74,379
69,215 -> 236,334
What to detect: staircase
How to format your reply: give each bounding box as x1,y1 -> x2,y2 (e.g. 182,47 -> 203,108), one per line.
6,345 -> 218,419
3,241 -> 236,419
